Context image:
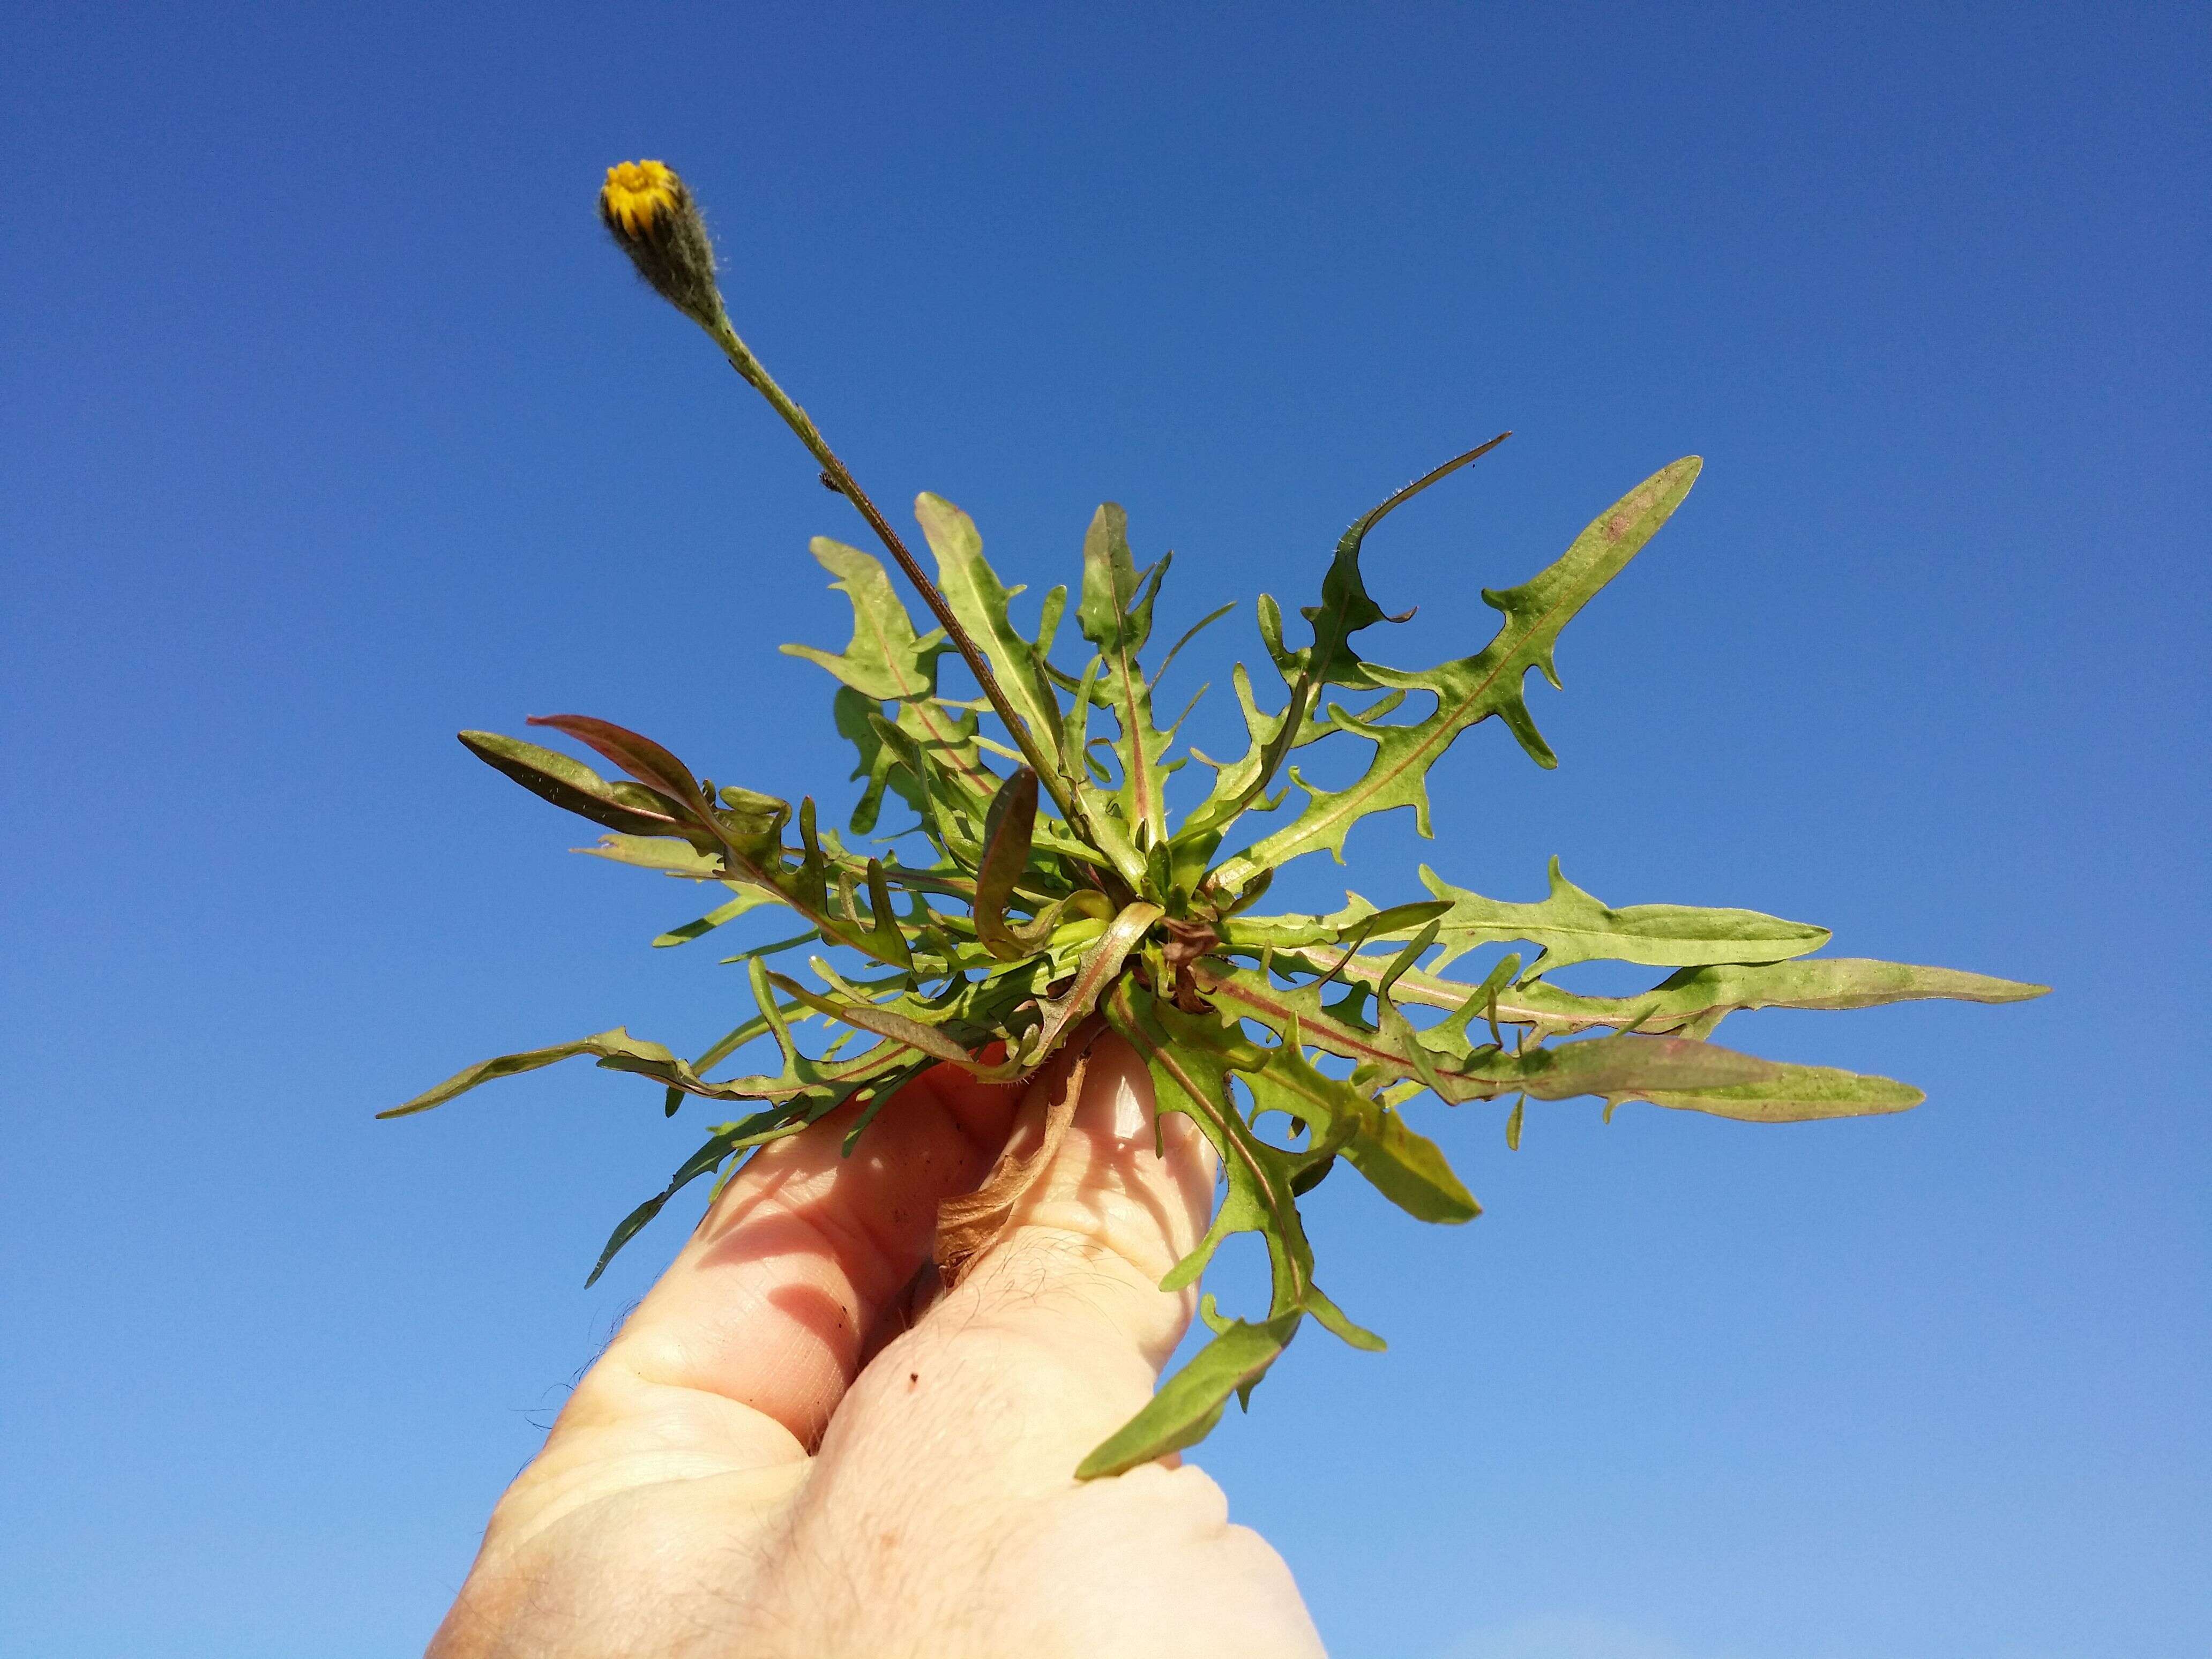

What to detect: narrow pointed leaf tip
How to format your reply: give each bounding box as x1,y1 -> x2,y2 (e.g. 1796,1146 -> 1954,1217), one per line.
1076,1310 -> 1302,1478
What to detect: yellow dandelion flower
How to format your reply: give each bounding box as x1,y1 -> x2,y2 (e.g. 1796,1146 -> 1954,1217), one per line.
599,160 -> 682,241
597,159 -> 723,327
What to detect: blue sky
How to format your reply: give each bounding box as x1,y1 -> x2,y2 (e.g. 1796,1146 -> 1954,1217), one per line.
4,4 -> 2206,1656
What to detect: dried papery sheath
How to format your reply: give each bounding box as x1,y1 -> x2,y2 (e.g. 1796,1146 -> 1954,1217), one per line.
599,159 -> 723,327
387,158 -> 2051,1481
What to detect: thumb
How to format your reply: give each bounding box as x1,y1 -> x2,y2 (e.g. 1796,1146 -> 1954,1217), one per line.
819,1026 -> 1220,1486
955,1023 -> 1221,1366
772,1033 -> 1327,1659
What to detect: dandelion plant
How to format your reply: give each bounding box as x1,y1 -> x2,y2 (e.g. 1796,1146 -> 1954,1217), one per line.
386,160 -> 2047,1478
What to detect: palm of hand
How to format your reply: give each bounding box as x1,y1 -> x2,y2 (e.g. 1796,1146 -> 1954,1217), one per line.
428,1035 -> 1326,1658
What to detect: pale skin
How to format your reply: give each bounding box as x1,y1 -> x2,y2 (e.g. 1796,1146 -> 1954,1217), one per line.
428,1029 -> 1326,1658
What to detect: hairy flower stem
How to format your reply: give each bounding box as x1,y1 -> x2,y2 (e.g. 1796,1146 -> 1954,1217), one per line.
699,311 -> 1092,840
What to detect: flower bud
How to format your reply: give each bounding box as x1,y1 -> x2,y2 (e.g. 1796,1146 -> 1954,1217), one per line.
598,160 -> 724,327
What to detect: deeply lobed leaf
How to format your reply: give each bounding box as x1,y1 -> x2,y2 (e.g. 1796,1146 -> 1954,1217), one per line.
1214,458 -> 1702,885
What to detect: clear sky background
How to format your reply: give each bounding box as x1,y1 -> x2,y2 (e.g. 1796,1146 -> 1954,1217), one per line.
4,5 -> 2206,1656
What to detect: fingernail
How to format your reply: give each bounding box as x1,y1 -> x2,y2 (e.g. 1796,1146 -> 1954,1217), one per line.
1109,1067 -> 1148,1141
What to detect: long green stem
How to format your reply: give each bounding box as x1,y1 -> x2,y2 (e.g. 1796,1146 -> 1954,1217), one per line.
698,311 -> 1088,835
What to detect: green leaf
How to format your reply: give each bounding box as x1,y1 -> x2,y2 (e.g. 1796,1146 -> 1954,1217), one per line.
1169,442 -> 1509,847
524,719 -> 932,971
974,767 -> 1049,961
1175,670 -> 1404,842
1414,855 -> 1830,974
1075,1309 -> 1302,1479
1077,503 -> 1161,655
586,1189 -> 687,1286
915,492 -> 1068,763
713,930 -> 820,966
830,687 -> 915,834
1193,959 -> 1778,1104
1230,1010 -> 1477,1222
1195,959 -> 1460,1088
1302,433 -> 1512,685
770,967 -> 991,1071
671,997 -> 813,1102
1117,991 -> 1316,1299
1078,504 -> 1178,846
580,833 -> 724,876
583,1111 -> 791,1287
707,784 -> 797,864
1655,958 -> 2049,1039
526,714 -> 719,829
459,731 -> 702,844
1232,1018 -> 1373,1145
1108,987 -> 1377,1353
1013,901 -> 1164,1066
779,537 -> 950,701
378,1026 -> 782,1118
1609,1060 -> 1925,1122
652,886 -> 788,948
785,540 -> 1002,829
897,698 -> 1002,816
1153,601 -> 1237,686
1343,1105 -> 1480,1223
1215,458 -> 1701,884
709,961 -> 915,1086
1329,952 -> 2047,1039
1475,1030 -> 1780,1104
524,714 -> 808,875
585,1055 -> 933,1286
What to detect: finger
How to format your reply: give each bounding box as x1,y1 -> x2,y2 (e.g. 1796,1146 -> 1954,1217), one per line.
570,1059 -> 1027,1457
818,1029 -> 1223,1493
742,1039 -> 1327,1658
957,1027 -> 1220,1365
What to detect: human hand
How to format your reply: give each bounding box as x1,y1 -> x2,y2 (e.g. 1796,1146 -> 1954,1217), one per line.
427,1028 -> 1325,1658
